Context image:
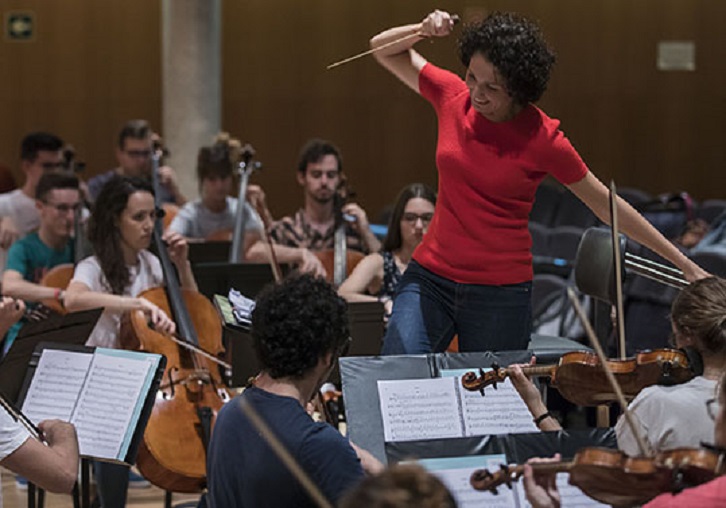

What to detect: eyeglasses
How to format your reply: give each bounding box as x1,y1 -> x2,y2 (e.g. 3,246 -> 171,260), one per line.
124,149 -> 152,159
43,202 -> 82,214
402,213 -> 434,224
706,398 -> 719,421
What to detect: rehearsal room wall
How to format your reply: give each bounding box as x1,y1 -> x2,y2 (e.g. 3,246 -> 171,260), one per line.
1,1 -> 724,220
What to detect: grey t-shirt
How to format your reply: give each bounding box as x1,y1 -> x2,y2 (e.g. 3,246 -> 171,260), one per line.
168,197 -> 262,239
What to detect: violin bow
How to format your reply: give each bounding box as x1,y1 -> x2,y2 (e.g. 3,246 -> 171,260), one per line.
239,397 -> 333,508
610,181 -> 627,360
0,392 -> 44,442
567,288 -> 652,457
326,14 -> 460,70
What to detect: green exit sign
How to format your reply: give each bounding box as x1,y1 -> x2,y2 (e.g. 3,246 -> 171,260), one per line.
5,11 -> 35,42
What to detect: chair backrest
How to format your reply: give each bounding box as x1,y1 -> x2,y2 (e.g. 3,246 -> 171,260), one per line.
618,187 -> 653,206
697,199 -> 726,226
531,273 -> 570,322
529,222 -> 550,257
530,183 -> 563,227
552,192 -> 599,229
548,225 -> 586,262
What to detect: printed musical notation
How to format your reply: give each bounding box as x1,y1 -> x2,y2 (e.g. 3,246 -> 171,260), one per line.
378,378 -> 463,442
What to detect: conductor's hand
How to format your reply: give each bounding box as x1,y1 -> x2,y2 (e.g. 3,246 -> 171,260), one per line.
420,10 -> 456,38
162,231 -> 189,267
523,455 -> 562,508
138,297 -> 176,336
0,217 -> 20,250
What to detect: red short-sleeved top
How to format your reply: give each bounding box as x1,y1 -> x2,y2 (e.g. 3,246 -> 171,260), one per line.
414,63 -> 589,284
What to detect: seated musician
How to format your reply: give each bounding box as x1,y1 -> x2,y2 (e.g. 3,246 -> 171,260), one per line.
339,464 -> 457,508
0,132 -> 64,261
338,183 -> 436,318
253,139 -> 382,278
524,370 -> 726,508
206,274 -> 383,507
510,276 -> 726,455
0,296 -> 79,497
1,171 -> 80,355
87,119 -> 186,206
64,176 -> 194,506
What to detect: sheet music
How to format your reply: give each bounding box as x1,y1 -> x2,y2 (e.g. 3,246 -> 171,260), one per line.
440,369 -> 538,436
417,455 -> 519,508
21,349 -> 92,424
515,473 -> 608,507
378,377 -> 463,442
70,349 -> 155,460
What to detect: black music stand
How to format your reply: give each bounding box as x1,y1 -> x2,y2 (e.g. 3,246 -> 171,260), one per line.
192,262 -> 280,300
188,241 -> 231,264
0,308 -> 103,404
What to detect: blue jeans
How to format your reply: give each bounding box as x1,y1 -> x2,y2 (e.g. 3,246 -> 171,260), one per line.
382,261 -> 532,354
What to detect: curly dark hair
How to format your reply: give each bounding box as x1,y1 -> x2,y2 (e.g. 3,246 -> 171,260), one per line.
297,138 -> 343,174
382,183 -> 437,252
457,12 -> 555,106
671,276 -> 726,356
89,176 -> 154,295
252,274 -> 350,379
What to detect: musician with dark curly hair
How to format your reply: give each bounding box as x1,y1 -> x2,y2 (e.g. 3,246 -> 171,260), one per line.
206,274 -> 382,507
370,10 -> 708,355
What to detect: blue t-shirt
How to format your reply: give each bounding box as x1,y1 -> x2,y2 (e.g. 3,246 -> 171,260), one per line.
2,232 -> 74,352
206,385 -> 364,508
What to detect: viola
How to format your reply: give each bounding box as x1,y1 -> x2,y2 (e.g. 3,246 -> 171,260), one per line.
461,348 -> 694,407
119,145 -> 231,493
470,446 -> 726,507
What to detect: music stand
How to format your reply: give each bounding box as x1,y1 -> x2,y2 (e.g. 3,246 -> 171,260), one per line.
188,241 -> 231,264
0,308 -> 103,404
192,262 -> 279,300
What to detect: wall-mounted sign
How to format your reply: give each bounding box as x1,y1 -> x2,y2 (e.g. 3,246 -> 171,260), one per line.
657,41 -> 695,71
4,11 -> 35,42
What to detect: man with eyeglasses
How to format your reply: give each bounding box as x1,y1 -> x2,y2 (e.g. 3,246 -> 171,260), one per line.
1,171 -> 81,356
0,132 -> 64,259
86,119 -> 186,206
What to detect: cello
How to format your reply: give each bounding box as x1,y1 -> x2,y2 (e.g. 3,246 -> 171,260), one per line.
120,146 -> 231,493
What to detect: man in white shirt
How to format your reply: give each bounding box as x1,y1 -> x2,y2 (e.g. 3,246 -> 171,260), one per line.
0,132 -> 64,271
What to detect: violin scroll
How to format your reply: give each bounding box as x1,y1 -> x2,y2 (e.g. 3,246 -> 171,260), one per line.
460,364 -> 507,394
470,464 -> 520,494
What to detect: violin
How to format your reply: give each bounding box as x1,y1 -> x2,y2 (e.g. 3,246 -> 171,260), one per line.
315,174 -> 364,286
119,144 -> 231,493
470,446 -> 726,508
461,348 -> 694,407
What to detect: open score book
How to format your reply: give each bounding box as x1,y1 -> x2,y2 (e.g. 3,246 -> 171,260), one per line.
21,347 -> 163,463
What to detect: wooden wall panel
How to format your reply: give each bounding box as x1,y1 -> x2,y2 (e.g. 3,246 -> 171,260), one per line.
0,0 -> 161,184
1,1 -> 724,221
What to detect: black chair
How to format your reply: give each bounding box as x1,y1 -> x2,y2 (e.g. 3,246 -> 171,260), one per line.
552,192 -> 599,229
532,274 -> 571,327
690,251 -> 726,277
697,199 -> 726,226
529,222 -> 550,257
618,187 -> 653,206
548,226 -> 586,263
530,183 -> 563,227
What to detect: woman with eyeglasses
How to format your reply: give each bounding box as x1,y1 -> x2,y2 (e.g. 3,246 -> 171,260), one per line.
338,183 -> 436,318
509,276 -> 726,457
525,370 -> 726,508
64,175 -> 196,508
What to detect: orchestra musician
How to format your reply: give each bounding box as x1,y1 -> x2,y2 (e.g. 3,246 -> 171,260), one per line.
87,119 -> 186,206
64,176 -> 195,506
370,10 -> 708,355
206,274 -> 382,507
1,171 -> 81,355
0,132 -> 64,264
338,183 -> 436,319
509,276 -> 726,455
524,370 -> 726,507
258,138 -> 382,278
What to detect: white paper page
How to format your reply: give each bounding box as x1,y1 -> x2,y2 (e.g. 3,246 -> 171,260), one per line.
417,455 -> 518,508
70,350 -> 153,460
377,377 -> 462,442
21,350 -> 93,424
515,473 -> 608,507
441,369 -> 538,436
